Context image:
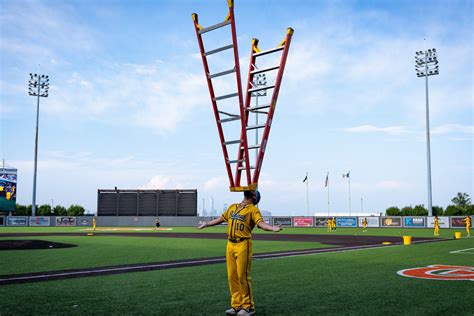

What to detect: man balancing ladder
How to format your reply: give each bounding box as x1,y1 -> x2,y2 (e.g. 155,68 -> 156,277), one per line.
198,190 -> 282,315
192,1 -> 294,314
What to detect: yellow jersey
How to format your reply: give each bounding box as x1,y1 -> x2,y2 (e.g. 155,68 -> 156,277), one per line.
465,217 -> 471,227
221,203 -> 263,240
434,218 -> 439,227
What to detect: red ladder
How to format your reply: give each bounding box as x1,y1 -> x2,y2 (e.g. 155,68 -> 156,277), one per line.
192,1 -> 293,192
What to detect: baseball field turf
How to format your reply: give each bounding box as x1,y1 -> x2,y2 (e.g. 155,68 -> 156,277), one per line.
0,226 -> 472,315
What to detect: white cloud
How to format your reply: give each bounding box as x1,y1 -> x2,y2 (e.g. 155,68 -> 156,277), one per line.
431,124 -> 473,135
341,125 -> 410,135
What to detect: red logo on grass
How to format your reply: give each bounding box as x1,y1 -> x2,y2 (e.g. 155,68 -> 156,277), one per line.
398,265 -> 474,281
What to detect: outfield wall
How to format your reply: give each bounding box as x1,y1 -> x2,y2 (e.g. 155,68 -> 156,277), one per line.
1,215 -> 472,228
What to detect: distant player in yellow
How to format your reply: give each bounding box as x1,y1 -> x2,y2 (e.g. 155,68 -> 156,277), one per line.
362,218 -> 368,232
332,217 -> 337,231
327,218 -> 332,232
464,215 -> 471,237
92,216 -> 97,231
198,190 -> 282,316
433,216 -> 440,236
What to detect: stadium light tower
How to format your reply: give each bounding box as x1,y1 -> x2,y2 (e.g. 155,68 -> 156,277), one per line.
28,73 -> 50,216
252,73 -> 267,165
415,48 -> 439,216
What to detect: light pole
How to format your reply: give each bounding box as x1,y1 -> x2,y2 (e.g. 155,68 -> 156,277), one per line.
28,73 -> 49,216
252,73 -> 267,165
415,48 -> 439,216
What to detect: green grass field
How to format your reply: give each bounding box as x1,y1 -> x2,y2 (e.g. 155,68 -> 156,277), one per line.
0,227 -> 472,315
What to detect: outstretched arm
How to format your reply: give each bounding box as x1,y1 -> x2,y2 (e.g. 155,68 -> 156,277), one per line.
197,217 -> 225,229
257,221 -> 282,232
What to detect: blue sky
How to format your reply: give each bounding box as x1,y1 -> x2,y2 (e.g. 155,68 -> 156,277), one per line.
1,0 -> 472,216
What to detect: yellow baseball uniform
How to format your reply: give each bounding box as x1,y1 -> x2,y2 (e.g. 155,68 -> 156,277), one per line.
221,203 -> 263,311
92,217 -> 97,231
362,218 -> 367,231
327,219 -> 331,232
464,216 -> 471,237
434,217 -> 439,236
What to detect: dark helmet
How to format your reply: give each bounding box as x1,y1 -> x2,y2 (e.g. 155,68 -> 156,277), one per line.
244,190 -> 261,205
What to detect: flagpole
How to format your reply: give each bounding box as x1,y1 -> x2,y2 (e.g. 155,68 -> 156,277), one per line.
326,172 -> 330,217
306,172 -> 309,216
348,174 -> 351,216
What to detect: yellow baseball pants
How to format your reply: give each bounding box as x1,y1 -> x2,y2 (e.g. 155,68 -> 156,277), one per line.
226,239 -> 254,310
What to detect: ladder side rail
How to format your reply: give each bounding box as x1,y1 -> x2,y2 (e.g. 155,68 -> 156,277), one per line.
192,13 -> 236,188
234,38 -> 258,189
227,0 -> 252,188
252,28 -> 294,184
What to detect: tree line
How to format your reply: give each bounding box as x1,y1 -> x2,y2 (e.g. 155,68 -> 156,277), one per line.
14,204 -> 86,216
386,192 -> 473,216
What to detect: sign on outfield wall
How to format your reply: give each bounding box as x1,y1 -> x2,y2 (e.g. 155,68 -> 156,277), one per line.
273,217 -> 292,227
6,216 -> 27,226
404,217 -> 426,228
451,216 -> 471,228
29,216 -> 51,226
293,217 -> 313,227
426,216 -> 450,228
358,217 -> 379,227
336,217 -> 357,227
55,216 -> 76,226
381,217 -> 402,227
314,217 -> 330,227
262,216 -> 271,224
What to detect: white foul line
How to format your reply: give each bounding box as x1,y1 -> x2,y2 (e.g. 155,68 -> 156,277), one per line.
450,248 -> 474,254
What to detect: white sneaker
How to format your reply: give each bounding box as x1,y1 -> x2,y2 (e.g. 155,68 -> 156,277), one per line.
237,308 -> 255,315
225,307 -> 241,315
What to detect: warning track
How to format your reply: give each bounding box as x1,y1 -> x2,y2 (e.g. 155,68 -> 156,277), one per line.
0,232 -> 449,285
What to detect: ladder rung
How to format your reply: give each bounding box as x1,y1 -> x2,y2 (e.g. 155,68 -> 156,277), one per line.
219,116 -> 241,123
214,92 -> 238,101
253,46 -> 284,57
209,68 -> 236,79
228,159 -> 244,164
248,144 -> 260,150
238,166 -> 255,170
246,124 -> 266,130
248,85 -> 275,93
247,104 -> 270,111
204,44 -> 234,56
198,20 -> 231,34
224,139 -> 242,145
251,65 -> 280,75
218,110 -> 239,117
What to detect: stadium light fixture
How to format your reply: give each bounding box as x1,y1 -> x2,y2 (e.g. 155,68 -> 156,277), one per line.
414,48 -> 439,216
28,73 -> 50,216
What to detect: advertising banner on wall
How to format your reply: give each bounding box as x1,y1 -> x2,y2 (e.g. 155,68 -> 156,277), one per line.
273,217 -> 292,227
451,216 -> 471,228
358,217 -> 380,227
29,216 -> 51,227
78,217 -> 93,226
0,167 -> 17,212
314,217 -> 330,227
293,217 -> 313,227
55,217 -> 76,226
381,217 -> 402,227
426,216 -> 450,228
404,217 -> 426,228
336,217 -> 358,227
7,216 -> 27,226
262,216 -> 271,224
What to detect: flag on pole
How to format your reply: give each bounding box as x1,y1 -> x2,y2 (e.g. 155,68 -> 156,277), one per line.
342,171 -> 350,178
303,174 -> 308,183
325,172 -> 329,187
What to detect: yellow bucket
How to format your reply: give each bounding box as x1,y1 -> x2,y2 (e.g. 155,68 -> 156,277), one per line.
454,232 -> 462,239
403,236 -> 412,245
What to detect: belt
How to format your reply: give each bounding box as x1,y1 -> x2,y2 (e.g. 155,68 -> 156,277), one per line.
228,237 -> 249,243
